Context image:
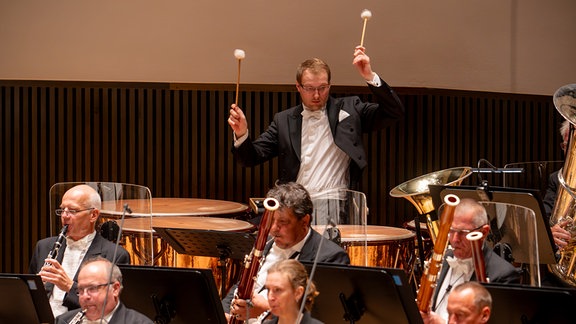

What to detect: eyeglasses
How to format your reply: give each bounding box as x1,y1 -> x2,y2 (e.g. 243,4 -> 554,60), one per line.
55,208 -> 95,216
299,84 -> 330,94
76,282 -> 112,296
449,224 -> 485,236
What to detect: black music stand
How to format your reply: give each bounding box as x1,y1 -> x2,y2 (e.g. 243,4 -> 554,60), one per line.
153,227 -> 255,297
483,282 -> 576,324
0,274 -> 54,324
119,265 -> 226,324
301,262 -> 423,324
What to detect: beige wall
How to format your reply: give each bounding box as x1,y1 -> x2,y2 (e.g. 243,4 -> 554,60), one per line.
0,0 -> 574,95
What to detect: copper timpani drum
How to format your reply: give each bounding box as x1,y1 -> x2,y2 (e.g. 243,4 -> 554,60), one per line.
99,198 -> 252,296
403,219 -> 433,260
315,225 -> 416,271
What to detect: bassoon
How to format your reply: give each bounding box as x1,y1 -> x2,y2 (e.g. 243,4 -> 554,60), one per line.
229,198 -> 279,324
416,194 -> 460,313
466,231 -> 488,283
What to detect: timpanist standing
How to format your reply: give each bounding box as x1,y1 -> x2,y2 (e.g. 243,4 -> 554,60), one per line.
28,184 -> 131,317
227,45 -> 404,218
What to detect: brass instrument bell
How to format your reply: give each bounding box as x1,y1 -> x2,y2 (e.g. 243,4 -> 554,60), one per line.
390,167 -> 473,242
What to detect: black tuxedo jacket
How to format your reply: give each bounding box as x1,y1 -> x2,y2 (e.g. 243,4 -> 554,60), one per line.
543,170 -> 560,217
56,302 -> 153,324
431,245 -> 521,311
262,228 -> 350,265
233,79 -> 404,187
29,233 -> 131,311
222,229 -> 350,309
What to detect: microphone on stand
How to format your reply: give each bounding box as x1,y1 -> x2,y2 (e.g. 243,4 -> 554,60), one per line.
99,203 -> 132,322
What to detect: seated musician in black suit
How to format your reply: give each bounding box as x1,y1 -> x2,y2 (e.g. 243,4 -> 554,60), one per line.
28,184 -> 130,317
226,182 -> 350,322
422,198 -> 519,324
542,120 -> 572,249
56,257 -> 152,324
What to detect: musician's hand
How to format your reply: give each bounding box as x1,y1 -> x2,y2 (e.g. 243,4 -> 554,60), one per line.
228,104 -> 248,138
353,45 -> 375,81
420,310 -> 444,324
39,258 -> 73,292
230,295 -> 267,321
552,220 -> 571,249
250,294 -> 268,318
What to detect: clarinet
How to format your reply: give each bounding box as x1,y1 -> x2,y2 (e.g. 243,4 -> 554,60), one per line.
43,224 -> 69,267
68,309 -> 86,324
229,198 -> 279,324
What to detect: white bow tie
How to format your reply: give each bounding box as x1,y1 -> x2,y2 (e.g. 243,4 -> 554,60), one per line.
301,109 -> 324,120
66,237 -> 89,250
446,256 -> 473,274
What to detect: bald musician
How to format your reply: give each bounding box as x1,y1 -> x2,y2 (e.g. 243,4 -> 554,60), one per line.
422,198 -> 519,324
56,257 -> 152,324
225,182 -> 350,322
29,184 -> 130,317
445,282 -> 492,324
228,45 -> 404,200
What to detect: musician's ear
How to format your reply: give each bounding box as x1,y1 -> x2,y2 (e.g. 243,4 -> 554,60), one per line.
480,306 -> 490,323
294,285 -> 304,302
301,214 -> 311,227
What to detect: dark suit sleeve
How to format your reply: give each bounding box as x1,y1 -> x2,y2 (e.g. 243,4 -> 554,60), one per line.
232,114 -> 281,168
543,171 -> 559,218
358,78 -> 404,131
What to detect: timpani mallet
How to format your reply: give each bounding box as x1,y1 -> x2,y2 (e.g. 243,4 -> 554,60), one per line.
233,49 -> 246,105
360,9 -> 372,47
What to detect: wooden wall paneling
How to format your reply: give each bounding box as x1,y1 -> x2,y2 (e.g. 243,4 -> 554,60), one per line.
0,80 -> 563,273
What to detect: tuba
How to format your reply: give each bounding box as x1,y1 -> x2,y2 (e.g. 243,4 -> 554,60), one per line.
390,167 -> 472,243
549,83 -> 576,287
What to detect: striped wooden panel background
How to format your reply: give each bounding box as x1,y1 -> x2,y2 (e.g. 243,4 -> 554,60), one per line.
0,80 -> 561,273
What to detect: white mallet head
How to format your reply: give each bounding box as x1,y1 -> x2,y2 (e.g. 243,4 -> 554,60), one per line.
361,9 -> 372,20
234,49 -> 246,60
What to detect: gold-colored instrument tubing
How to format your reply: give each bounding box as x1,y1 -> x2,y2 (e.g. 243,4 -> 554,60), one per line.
549,84 -> 576,287
389,167 -> 472,243
466,231 -> 487,283
416,194 -> 460,313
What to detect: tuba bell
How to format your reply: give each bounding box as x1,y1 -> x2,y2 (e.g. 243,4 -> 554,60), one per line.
390,166 -> 473,243
549,83 -> 576,287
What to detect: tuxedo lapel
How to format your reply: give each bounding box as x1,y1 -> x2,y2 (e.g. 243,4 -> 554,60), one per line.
288,106 -> 303,159
326,97 -> 339,136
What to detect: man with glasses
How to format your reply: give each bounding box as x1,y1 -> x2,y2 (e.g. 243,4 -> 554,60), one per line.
56,257 -> 152,324
228,45 -> 404,201
29,184 -> 130,318
422,198 -> 519,324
